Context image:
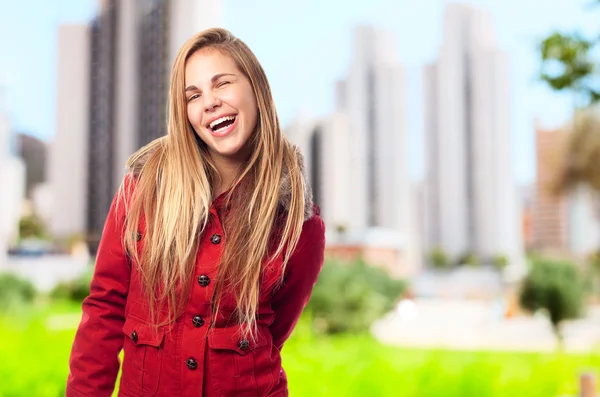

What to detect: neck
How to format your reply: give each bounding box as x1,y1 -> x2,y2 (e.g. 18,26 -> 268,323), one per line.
209,142 -> 253,198
210,154 -> 244,199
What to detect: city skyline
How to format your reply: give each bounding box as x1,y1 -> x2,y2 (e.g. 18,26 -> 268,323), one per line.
0,0 -> 597,185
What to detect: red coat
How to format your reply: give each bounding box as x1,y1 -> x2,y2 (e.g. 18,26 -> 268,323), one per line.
66,177 -> 326,397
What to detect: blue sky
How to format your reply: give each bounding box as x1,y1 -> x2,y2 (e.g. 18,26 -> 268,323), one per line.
0,0 -> 597,183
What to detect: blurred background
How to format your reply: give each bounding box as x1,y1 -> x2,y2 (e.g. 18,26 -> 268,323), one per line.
1,0 -> 600,396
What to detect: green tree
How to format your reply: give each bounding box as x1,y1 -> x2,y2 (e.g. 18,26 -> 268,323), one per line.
538,4 -> 600,196
519,259 -> 585,348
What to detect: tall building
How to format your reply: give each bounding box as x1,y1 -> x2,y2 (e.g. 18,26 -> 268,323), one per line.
337,26 -> 410,234
50,24 -> 91,241
0,88 -> 26,268
16,133 -> 47,198
286,26 -> 422,277
84,0 -> 221,250
87,1 -> 119,246
530,122 -> 569,252
424,4 -> 524,266
285,111 -> 352,231
531,121 -> 600,256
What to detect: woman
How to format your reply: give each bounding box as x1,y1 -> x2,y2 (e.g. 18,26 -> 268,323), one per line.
66,28 -> 326,397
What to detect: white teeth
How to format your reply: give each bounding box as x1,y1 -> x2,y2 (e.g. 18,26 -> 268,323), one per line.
209,115 -> 236,129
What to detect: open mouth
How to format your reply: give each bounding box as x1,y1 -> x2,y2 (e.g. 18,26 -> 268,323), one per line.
209,115 -> 237,134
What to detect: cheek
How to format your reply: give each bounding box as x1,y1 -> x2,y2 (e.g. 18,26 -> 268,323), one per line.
241,95 -> 258,126
187,104 -> 203,129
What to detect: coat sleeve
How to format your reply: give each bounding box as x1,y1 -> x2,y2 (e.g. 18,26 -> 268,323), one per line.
269,208 -> 326,351
66,176 -> 134,397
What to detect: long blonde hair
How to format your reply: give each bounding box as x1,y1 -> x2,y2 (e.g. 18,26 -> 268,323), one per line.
120,28 -> 307,336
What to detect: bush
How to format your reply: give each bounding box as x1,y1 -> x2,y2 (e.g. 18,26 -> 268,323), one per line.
19,213 -> 48,240
456,251 -> 480,267
428,248 -> 451,269
519,259 -> 585,347
306,258 -> 407,334
492,254 -> 508,271
50,268 -> 94,302
0,272 -> 36,311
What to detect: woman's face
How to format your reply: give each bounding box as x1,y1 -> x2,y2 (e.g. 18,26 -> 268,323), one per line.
185,49 -> 258,165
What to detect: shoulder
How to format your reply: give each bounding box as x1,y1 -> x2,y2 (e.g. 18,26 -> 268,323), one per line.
292,205 -> 326,259
112,173 -> 140,221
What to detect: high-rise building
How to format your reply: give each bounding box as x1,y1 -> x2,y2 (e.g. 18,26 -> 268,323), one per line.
286,26 -> 422,277
284,111 -> 352,231
530,122 -> 569,252
16,133 -> 47,198
86,0 -> 122,246
0,88 -> 26,268
424,4 -> 524,267
84,0 -> 221,250
337,26 -> 410,234
50,24 -> 91,241
531,121 -> 600,256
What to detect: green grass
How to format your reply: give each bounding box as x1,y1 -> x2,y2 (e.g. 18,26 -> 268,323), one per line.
0,302 -> 599,397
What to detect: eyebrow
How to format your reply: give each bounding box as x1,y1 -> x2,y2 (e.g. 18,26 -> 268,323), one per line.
185,73 -> 236,92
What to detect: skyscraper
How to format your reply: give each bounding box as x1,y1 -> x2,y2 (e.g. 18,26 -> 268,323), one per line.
50,24 -> 91,241
284,111 -> 352,231
424,4 -> 523,265
0,87 -> 25,268
87,3 -> 117,246
337,26 -> 409,234
286,26 -> 421,276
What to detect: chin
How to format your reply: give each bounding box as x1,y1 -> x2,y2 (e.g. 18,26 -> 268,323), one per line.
211,143 -> 246,159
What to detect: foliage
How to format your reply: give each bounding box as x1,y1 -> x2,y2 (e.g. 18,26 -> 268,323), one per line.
18,213 -> 48,240
428,248 -> 451,270
492,254 -> 509,271
539,32 -> 599,106
0,272 -> 36,312
538,6 -> 600,196
1,305 -> 600,397
519,259 -> 585,346
306,258 -> 407,334
552,109 -> 600,193
50,268 -> 94,302
455,251 -> 480,267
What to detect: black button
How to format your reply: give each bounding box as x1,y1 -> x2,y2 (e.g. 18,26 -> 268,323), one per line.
192,315 -> 205,328
210,234 -> 222,244
239,339 -> 249,351
131,330 -> 138,343
198,275 -> 210,287
136,232 -> 142,241
186,358 -> 198,370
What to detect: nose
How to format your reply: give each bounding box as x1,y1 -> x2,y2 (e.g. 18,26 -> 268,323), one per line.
203,91 -> 221,112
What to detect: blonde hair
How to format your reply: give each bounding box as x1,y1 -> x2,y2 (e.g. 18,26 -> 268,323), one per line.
120,28 -> 307,337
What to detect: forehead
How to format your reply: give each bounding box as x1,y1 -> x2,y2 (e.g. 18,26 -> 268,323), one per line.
185,49 -> 239,83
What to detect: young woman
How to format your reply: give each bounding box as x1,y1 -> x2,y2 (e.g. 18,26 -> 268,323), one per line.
66,28 -> 326,397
